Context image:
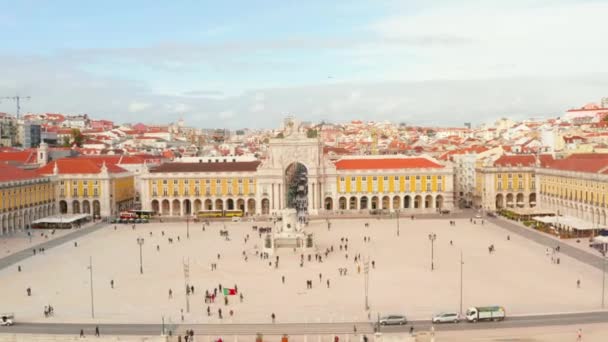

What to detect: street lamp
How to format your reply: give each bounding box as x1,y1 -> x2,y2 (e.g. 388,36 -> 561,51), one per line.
428,233 -> 436,271
136,237 -> 144,274
186,216 -> 190,239
395,210 -> 400,236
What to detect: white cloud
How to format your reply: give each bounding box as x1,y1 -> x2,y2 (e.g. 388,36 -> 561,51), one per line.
128,101 -> 150,113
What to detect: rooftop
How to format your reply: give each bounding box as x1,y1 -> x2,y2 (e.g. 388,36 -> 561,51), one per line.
150,161 -> 261,173
334,157 -> 443,170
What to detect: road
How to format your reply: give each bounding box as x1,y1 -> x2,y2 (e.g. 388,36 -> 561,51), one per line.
0,221 -> 107,271
488,217 -> 606,271
3,311 -> 608,336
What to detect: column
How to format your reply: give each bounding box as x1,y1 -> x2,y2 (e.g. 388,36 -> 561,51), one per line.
278,184 -> 282,210
271,184 -> 275,210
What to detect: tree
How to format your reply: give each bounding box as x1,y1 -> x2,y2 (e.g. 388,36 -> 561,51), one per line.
306,129 -> 318,138
62,136 -> 71,147
71,129 -> 84,147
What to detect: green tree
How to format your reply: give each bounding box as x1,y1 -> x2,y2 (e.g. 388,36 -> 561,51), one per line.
62,136 -> 71,147
71,129 -> 84,147
306,129 -> 318,138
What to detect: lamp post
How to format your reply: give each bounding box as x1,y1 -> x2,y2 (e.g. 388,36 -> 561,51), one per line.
428,233 -> 436,271
460,250 -> 464,315
396,210 -> 400,236
364,258 -> 370,311
137,237 -> 144,274
186,216 -> 190,239
87,256 -> 95,318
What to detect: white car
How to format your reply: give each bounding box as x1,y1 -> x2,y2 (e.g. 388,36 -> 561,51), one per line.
231,217 -> 241,222
475,213 -> 482,218
432,312 -> 460,323
379,315 -> 407,325
0,314 -> 14,326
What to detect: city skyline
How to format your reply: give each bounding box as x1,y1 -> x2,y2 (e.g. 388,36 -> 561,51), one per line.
1,0 -> 607,128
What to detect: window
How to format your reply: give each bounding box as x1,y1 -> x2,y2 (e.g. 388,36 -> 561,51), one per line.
426,175 -> 431,180
60,180 -> 64,185
195,180 -> 200,185
437,181 -> 443,192
163,187 -> 168,196
426,182 -> 431,192
152,181 -> 157,186
73,188 -> 78,197
60,188 -> 65,197
497,181 -> 503,191
83,180 -> 88,186
383,176 -> 388,181
340,177 -> 345,181
184,179 -> 189,184
351,177 -> 356,182
163,180 -> 167,185
394,176 -> 399,181
173,179 -> 178,185
362,177 -> 367,181
83,188 -> 88,197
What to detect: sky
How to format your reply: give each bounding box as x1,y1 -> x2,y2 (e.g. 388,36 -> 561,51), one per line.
0,0 -> 607,129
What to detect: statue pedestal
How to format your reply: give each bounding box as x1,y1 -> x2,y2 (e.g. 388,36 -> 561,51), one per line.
264,208 -> 313,255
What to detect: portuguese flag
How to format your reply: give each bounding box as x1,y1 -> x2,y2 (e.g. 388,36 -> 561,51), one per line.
223,288 -> 237,296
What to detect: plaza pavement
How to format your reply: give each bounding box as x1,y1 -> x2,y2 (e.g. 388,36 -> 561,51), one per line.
0,216 -> 605,325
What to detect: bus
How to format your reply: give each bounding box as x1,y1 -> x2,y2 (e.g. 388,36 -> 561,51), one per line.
120,211 -> 138,220
196,210 -> 243,218
224,210 -> 243,217
130,210 -> 155,219
197,210 -> 223,218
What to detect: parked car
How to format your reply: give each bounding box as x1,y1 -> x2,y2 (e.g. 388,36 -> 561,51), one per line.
440,209 -> 450,214
0,313 -> 14,326
474,213 -> 482,218
432,312 -> 460,323
379,315 -> 407,325
231,217 -> 241,222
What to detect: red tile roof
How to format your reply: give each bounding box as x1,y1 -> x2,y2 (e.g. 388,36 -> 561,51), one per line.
0,150 -> 37,164
0,163 -> 45,182
150,161 -> 261,173
546,154 -> 608,174
335,157 -> 443,170
493,154 -> 553,167
37,158 -> 127,175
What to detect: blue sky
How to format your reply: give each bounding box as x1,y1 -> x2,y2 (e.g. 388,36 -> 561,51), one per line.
0,0 -> 607,128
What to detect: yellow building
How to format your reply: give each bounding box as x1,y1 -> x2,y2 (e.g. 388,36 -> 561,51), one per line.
331,157 -> 453,212
0,163 -> 54,235
38,158 -> 135,217
538,153 -> 608,226
474,155 -> 551,211
141,161 -> 260,216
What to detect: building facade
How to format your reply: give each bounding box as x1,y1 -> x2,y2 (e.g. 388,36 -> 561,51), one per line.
140,120 -> 455,216
38,159 -> 135,217
0,163 -> 55,235
474,155 -> 551,211
538,154 -> 608,226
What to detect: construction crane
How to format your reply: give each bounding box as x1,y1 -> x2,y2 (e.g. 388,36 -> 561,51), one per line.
1,95 -> 31,119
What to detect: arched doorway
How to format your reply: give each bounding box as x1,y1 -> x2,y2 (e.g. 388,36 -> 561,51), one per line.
516,193 -> 524,207
414,195 -> 422,209
72,200 -> 80,214
404,195 -> 411,209
172,199 -> 181,216
371,196 -> 379,210
226,198 -> 235,210
237,198 -> 245,213
496,194 -> 504,209
261,198 -> 270,215
215,199 -> 224,211
93,200 -> 101,217
339,197 -> 347,210
529,193 -> 536,208
183,199 -> 192,216
349,196 -> 357,210
204,199 -> 213,210
285,162 -> 308,216
324,197 -> 333,210
59,200 -> 68,214
360,196 -> 368,210
193,199 -> 202,213
424,195 -> 432,209
82,200 -> 91,214
152,200 -> 160,214
435,195 -> 444,209
393,196 -> 401,210
382,196 -> 390,210
247,199 -> 256,215
161,200 -> 170,215
506,193 -> 514,208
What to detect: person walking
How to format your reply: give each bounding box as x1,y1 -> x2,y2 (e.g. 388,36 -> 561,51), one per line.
271,313 -> 276,323
95,326 -> 100,337
169,289 -> 173,299
110,280 -> 114,289
80,329 -> 85,338
327,279 -> 330,288
577,328 -> 582,341
282,275 -> 285,284
577,279 -> 581,288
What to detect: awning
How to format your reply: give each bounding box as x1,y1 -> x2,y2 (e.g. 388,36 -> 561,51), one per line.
32,214 -> 91,224
532,215 -> 606,231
